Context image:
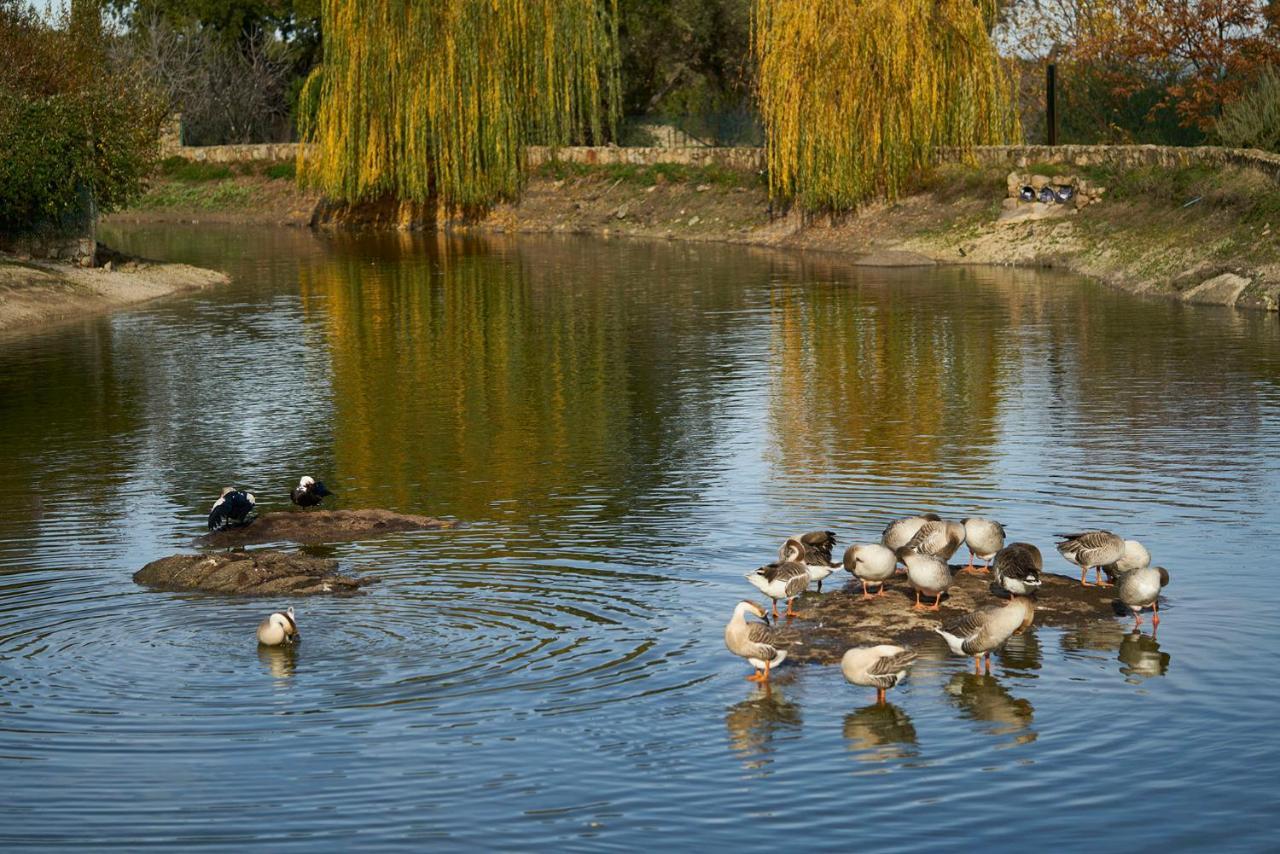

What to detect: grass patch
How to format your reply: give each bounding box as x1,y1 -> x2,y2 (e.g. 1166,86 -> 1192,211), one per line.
158,156 -> 233,182
533,159 -> 762,189
136,180 -> 255,211
261,161 -> 295,180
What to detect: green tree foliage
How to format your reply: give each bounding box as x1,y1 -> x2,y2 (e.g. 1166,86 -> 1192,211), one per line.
0,1 -> 165,236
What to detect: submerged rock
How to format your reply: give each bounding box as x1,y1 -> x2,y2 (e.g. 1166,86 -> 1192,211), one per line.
198,508 -> 456,547
134,550 -> 375,596
770,567 -> 1126,665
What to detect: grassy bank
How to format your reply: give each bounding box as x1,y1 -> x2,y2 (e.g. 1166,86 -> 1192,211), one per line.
106,157 -> 319,226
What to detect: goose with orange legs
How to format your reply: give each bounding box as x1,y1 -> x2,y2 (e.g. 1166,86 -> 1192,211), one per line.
724,600 -> 789,683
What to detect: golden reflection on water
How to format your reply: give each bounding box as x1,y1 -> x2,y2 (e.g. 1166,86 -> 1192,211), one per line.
257,643 -> 298,680
842,702 -> 919,762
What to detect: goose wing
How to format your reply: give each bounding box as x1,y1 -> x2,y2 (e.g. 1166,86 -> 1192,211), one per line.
778,561 -> 811,597
903,521 -> 944,555
940,608 -> 996,655
744,621 -> 784,663
800,530 -> 837,565
864,647 -> 917,688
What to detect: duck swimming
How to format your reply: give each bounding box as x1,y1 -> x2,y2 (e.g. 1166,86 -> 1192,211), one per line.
724,600 -> 788,682
257,606 -> 299,646
290,476 -> 333,508
208,487 -> 256,531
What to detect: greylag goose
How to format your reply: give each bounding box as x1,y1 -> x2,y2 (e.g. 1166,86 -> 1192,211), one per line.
935,595 -> 1035,674
209,487 -> 256,531
724,600 -> 789,682
903,550 -> 952,611
1102,539 -> 1150,585
290,475 -> 334,508
746,557 -> 810,618
783,531 -> 839,592
993,542 -> 1043,596
1117,565 -> 1170,629
1055,530 -> 1125,586
899,519 -> 966,562
961,517 -> 1005,574
881,513 -> 942,554
257,606 -> 298,646
843,543 -> 897,599
841,645 -> 918,704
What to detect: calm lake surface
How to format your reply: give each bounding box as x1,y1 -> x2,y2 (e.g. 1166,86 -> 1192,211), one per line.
2,224 -> 1278,849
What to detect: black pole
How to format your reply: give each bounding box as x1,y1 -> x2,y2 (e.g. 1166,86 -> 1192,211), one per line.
1046,63 -> 1058,146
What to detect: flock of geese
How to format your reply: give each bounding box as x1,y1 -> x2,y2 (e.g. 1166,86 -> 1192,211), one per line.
725,514 -> 1171,703
205,475 -> 333,647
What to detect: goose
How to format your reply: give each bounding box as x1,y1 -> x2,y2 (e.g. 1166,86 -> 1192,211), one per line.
1102,539 -> 1150,585
935,594 -> 1036,674
1055,530 -> 1125,586
841,645 -> 918,705
724,600 -> 788,682
745,556 -> 810,618
1117,565 -> 1170,629
208,487 -> 256,531
899,518 -> 966,562
881,513 -> 941,554
961,517 -> 1005,574
992,542 -> 1043,596
257,606 -> 299,646
290,475 -> 333,508
785,531 -> 839,592
843,543 -> 897,599
903,550 -> 952,611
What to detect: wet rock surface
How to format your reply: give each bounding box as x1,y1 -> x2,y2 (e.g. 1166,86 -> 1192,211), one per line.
133,550 -> 376,596
769,566 -> 1128,665
198,508 -> 456,546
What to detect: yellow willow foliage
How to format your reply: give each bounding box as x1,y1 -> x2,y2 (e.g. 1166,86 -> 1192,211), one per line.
299,0 -> 618,212
753,0 -> 1020,210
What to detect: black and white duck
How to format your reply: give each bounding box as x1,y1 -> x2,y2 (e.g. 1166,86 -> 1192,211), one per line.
290,476 -> 333,508
208,487 -> 256,531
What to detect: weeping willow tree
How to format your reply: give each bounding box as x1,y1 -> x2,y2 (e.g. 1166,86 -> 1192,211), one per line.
299,0 -> 618,213
753,0 -> 1019,211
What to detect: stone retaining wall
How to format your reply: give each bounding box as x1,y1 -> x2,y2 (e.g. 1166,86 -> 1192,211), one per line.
955,144 -> 1280,182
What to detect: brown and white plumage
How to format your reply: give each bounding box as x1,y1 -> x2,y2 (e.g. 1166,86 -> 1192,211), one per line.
881,513 -> 942,554
903,550 -> 952,611
1117,565 -> 1170,629
1055,530 -> 1126,586
745,559 -> 810,618
961,517 -> 1006,573
256,606 -> 298,646
993,542 -> 1043,596
1102,539 -> 1151,584
843,543 -> 897,598
899,519 -> 966,562
725,600 -> 789,682
841,645 -> 918,704
935,596 -> 1035,673
783,531 -> 839,592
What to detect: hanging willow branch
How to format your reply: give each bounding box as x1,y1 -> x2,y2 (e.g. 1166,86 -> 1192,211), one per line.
753,0 -> 1020,211
299,0 -> 619,213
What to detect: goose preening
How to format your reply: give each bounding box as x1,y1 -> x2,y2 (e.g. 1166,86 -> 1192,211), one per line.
899,518 -> 966,563
903,550 -> 952,611
881,513 -> 942,556
290,476 -> 333,508
935,594 -> 1036,674
1102,539 -> 1151,585
256,606 -> 299,646
961,517 -> 1005,574
1055,530 -> 1126,586
208,487 -> 256,531
843,543 -> 897,599
841,645 -> 917,705
992,542 -> 1043,596
783,531 -> 839,592
746,556 -> 810,618
724,600 -> 788,682
1116,565 -> 1170,629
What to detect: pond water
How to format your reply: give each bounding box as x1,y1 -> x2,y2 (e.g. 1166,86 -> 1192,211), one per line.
2,225 -> 1278,849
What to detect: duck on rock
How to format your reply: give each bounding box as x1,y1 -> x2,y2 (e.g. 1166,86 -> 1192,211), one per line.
290,476 -> 333,508
208,487 -> 256,531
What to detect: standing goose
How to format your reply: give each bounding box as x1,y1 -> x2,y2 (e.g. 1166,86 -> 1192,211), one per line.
1102,540 -> 1151,585
841,645 -> 918,705
290,476 -> 333,508
1055,530 -> 1126,586
1117,565 -> 1170,629
724,600 -> 789,682
903,551 -> 952,611
843,543 -> 897,599
993,542 -> 1043,596
900,519 -> 966,563
961,517 -> 1006,574
746,555 -> 810,618
787,531 -> 839,592
881,513 -> 942,554
935,595 -> 1036,674
257,606 -> 299,646
208,487 -> 256,531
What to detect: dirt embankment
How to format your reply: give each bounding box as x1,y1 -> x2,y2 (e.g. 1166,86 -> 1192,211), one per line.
0,252 -> 228,335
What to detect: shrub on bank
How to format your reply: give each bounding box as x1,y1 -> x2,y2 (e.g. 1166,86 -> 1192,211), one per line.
1216,67 -> 1280,153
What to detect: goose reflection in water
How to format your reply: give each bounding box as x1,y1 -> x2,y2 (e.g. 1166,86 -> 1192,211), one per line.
944,673 -> 1037,746
724,683 -> 802,770
1118,630 -> 1170,682
258,643 -> 299,679
842,702 -> 918,763
994,626 -> 1042,674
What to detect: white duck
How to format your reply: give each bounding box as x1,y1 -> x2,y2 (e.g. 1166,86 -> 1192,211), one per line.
257,606 -> 299,646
